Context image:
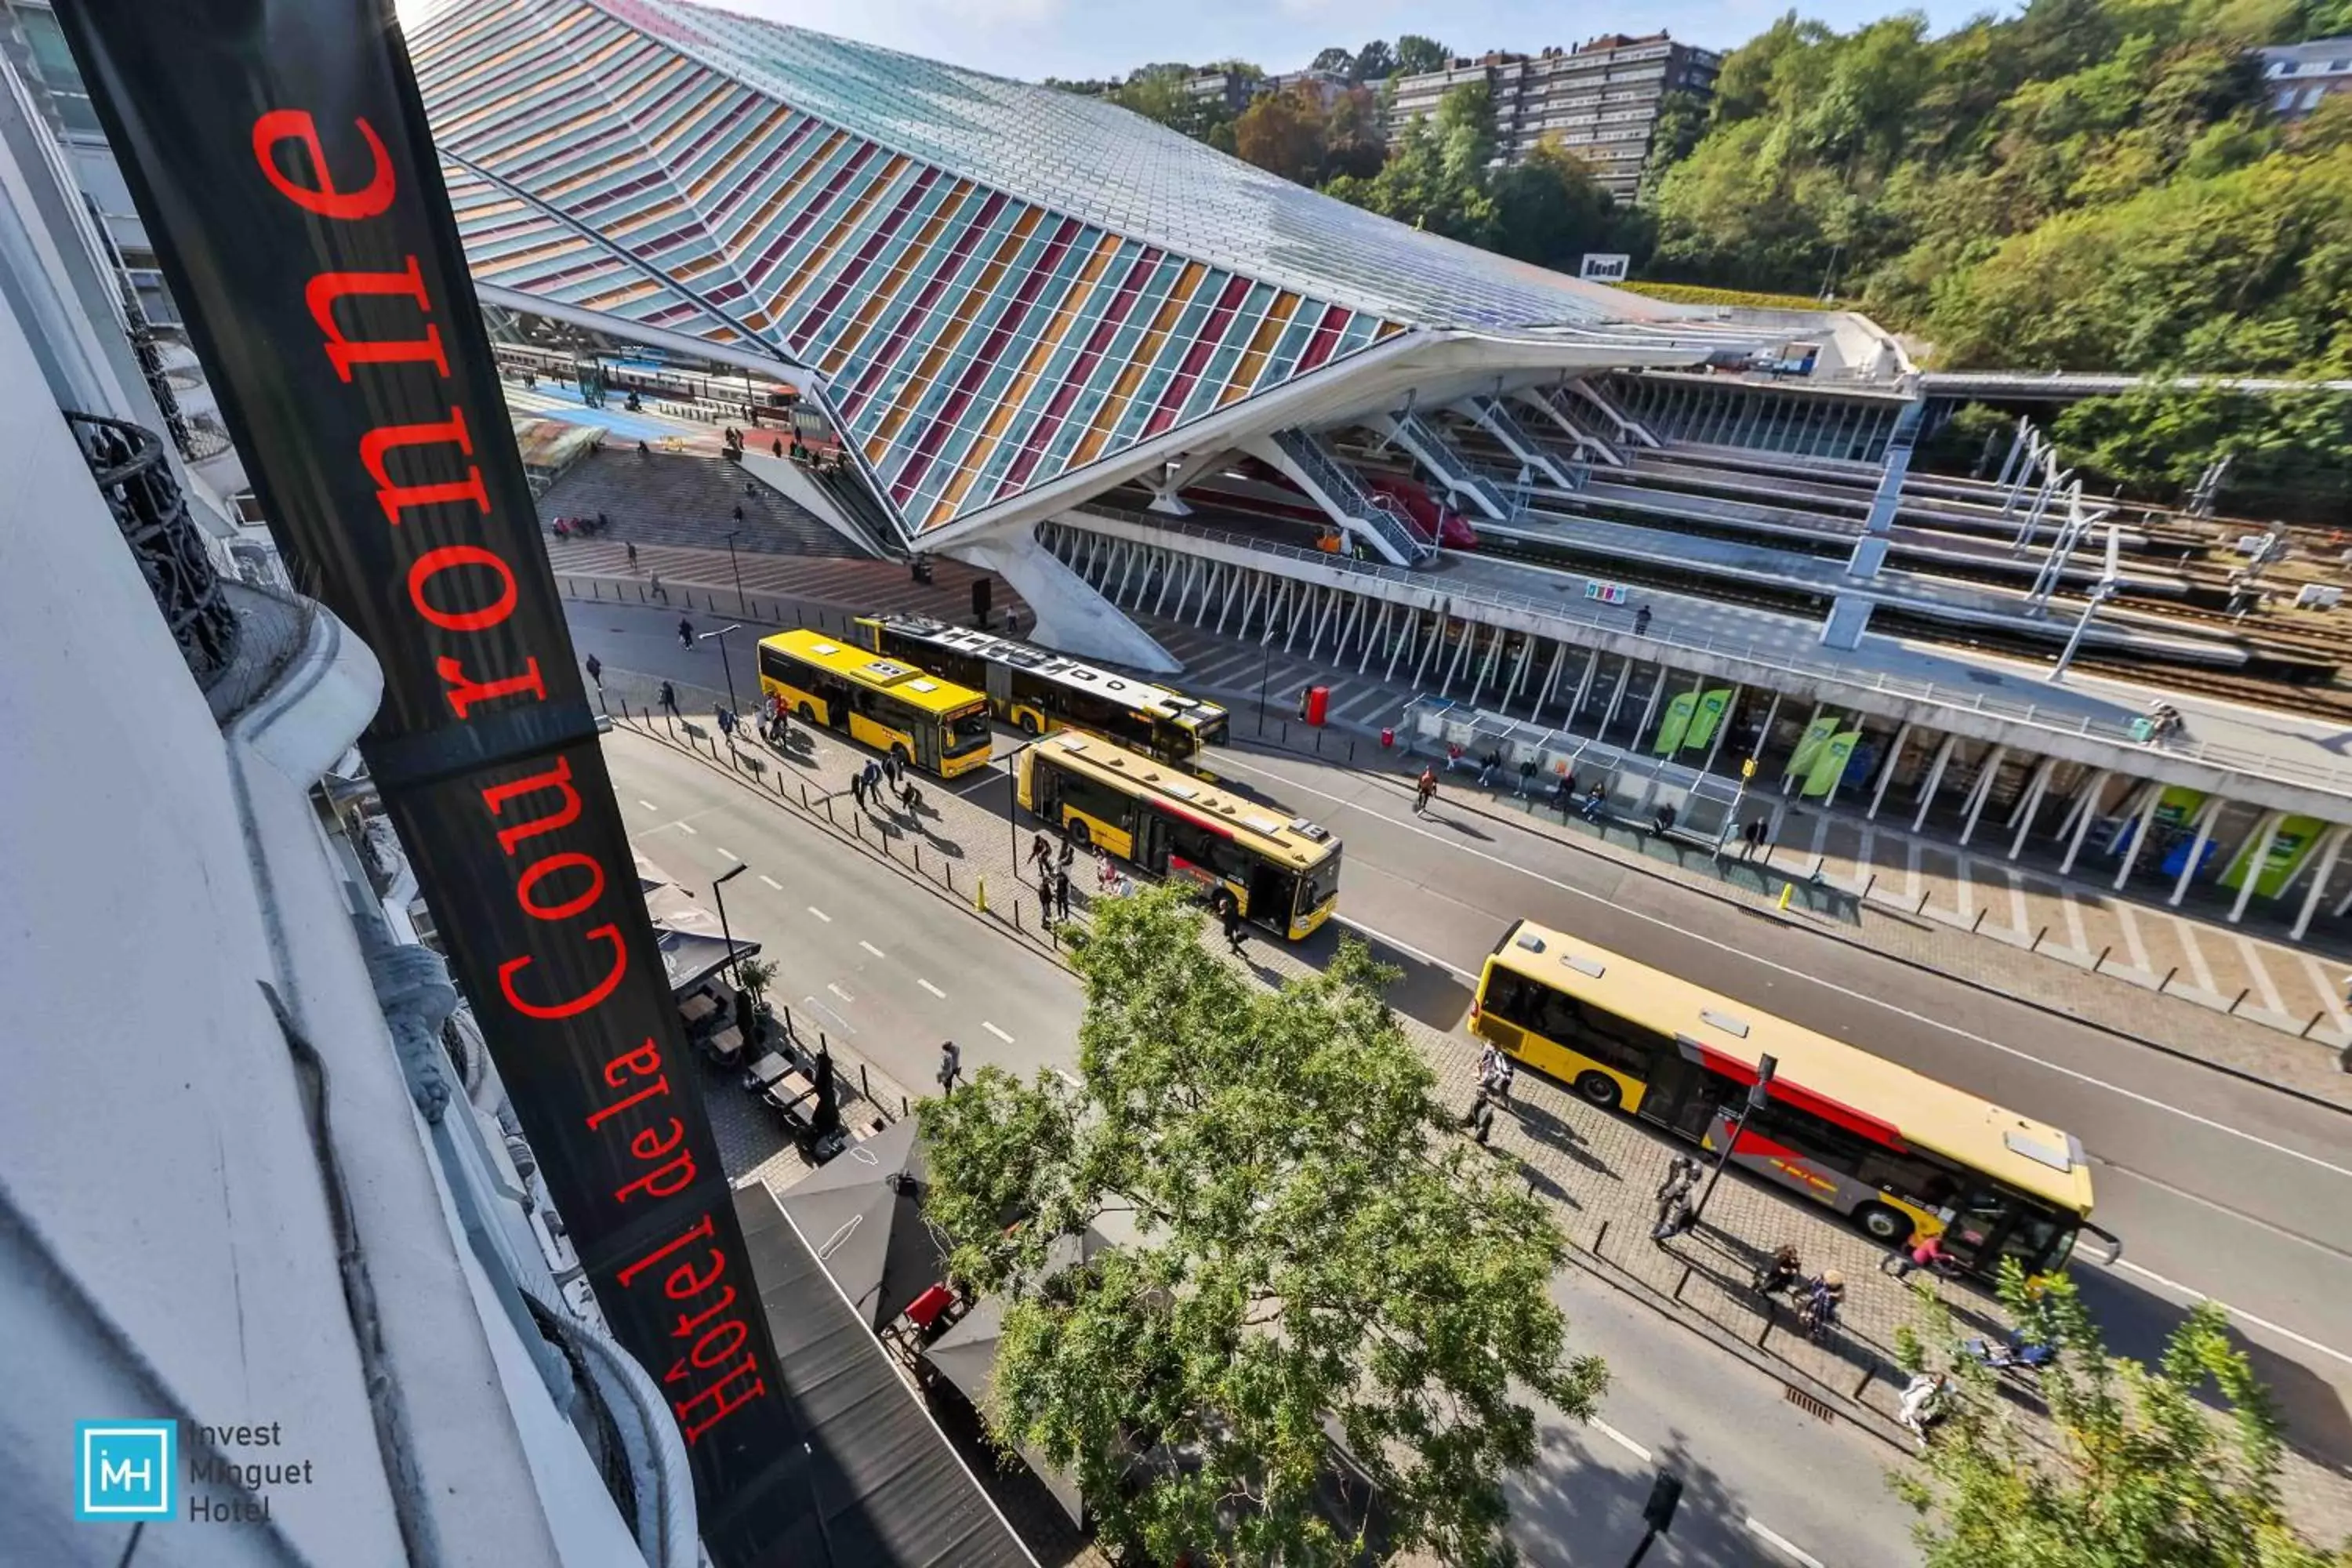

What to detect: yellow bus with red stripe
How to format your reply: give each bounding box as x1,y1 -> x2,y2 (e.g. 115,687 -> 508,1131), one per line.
1471,918 -> 2114,1279
1015,730 -> 1339,939
757,629 -> 993,779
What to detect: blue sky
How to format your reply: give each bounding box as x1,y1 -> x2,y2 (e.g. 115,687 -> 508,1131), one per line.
407,0 -> 2007,82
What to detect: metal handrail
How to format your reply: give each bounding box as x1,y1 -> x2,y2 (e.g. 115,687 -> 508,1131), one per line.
1269,427 -> 1424,564
1058,506 -> 2352,803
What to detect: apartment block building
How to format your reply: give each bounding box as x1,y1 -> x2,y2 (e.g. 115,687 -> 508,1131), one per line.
1386,33 -> 1722,200
2256,36 -> 2352,118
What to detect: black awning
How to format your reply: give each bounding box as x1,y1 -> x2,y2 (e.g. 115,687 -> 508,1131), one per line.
720,1185 -> 1036,1568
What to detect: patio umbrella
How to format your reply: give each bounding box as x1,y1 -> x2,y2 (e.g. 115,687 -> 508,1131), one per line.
774,1114 -> 942,1330
919,1227 -> 1114,1526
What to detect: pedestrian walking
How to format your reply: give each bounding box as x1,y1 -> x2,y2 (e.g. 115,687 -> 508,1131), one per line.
1004,608 -> 1022,640
1218,890 -> 1247,956
584,653 -> 603,688
1096,848 -> 1116,894
1053,867 -> 1073,923
1651,1192 -> 1695,1244
1549,771 -> 1574,820
1899,1372 -> 1950,1452
899,780 -> 923,815
732,503 -> 745,525
1882,1231 -> 1950,1281
1465,1094 -> 1497,1145
886,751 -> 904,789
1057,833 -> 1076,872
648,570 -> 666,602
658,680 -> 679,720
1634,604 -> 1652,637
1414,766 -> 1437,815
860,758 -> 882,807
677,615 -> 694,649
1482,1051 -> 1514,1106
936,1040 -> 962,1098
625,541 -> 639,572
1028,832 -> 1053,881
771,437 -> 783,459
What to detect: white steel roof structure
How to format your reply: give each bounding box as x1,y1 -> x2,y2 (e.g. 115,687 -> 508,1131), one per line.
412,0 -> 1752,544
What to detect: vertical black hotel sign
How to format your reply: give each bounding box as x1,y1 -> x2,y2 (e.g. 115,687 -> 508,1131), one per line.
51,0 -> 802,1551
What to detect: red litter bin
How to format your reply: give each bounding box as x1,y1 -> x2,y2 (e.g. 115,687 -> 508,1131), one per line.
1302,685 -> 1330,726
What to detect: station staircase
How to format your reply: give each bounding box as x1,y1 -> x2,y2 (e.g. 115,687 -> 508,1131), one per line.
1377,409 -> 1515,522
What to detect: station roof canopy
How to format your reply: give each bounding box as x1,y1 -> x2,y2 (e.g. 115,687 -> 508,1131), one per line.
412,0 -> 1753,542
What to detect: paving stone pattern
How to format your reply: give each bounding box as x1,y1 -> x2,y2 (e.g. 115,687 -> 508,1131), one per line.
610,687 -> 2352,1549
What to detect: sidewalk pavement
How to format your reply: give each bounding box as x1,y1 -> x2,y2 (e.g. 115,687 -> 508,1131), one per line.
604,674 -> 2352,1549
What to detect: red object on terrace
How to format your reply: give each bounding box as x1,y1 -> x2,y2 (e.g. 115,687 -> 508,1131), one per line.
904,1284 -> 955,1330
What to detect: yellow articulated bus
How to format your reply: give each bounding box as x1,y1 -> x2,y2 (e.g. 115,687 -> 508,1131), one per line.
1472,918 -> 2117,1280
1016,731 -> 1341,940
852,613 -> 1229,764
756,629 -> 994,779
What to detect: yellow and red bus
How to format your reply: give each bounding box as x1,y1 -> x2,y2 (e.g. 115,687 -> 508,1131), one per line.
757,629 -> 993,779
1016,730 -> 1340,940
1472,918 -> 2116,1278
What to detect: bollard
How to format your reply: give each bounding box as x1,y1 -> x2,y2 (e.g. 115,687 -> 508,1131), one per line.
1969,908 -> 1987,933
946,862 -> 954,893
859,1064 -> 869,1098
1592,1218 -> 1610,1254
1672,1264 -> 1693,1304
2227,986 -> 2251,1015
825,797 -> 836,824
1853,1363 -> 1877,1399
1757,1304 -> 1776,1349
2158,965 -> 2178,993
1918,890 -> 1931,914
2092,944 -> 2111,972
902,1095 -> 909,1119
975,875 -> 988,914
914,844 -> 923,875
1777,884 -> 1792,913
1860,873 -> 1876,902
2303,1011 -> 2327,1039
800,783 -> 809,809
1348,740 -> 1357,764
1315,730 -> 1323,754
2031,924 -> 2049,951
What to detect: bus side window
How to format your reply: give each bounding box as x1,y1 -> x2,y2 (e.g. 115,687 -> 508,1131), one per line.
1561,995 -> 1672,1078
758,647 -> 791,687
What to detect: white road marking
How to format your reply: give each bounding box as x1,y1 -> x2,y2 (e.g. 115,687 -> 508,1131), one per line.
2061,885 -> 2089,953
2114,901 -> 2152,971
2299,953 -> 2351,1033
1588,1418 -> 1650,1463
2095,1254 -> 2352,1370
982,1021 -> 1014,1044
1902,837 -> 1922,902
2237,937 -> 2286,1016
827,982 -> 856,1004
806,906 -> 832,923
2176,920 -> 2219,995
637,799 -> 660,811
2005,867 -> 2030,934
800,995 -> 857,1036
1745,1517 -> 1826,1568
714,847 -> 735,862
859,939 -> 887,958
918,978 -> 946,998
1054,1067 -> 1082,1088
675,821 -> 699,836
1951,852 -> 1973,920
759,874 -> 782,891
1210,752 -> 2352,1184
1338,916 -> 1475,984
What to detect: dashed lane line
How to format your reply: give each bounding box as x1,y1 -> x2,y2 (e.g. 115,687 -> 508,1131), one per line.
758,874 -> 782,891
800,995 -> 857,1036
714,847 -> 735,862
982,1021 -> 1014,1044
2098,1254 -> 2352,1370
674,821 -> 698,836
827,982 -> 856,1005
1746,1518 -> 1827,1568
637,799 -> 660,811
859,940 -> 887,958
806,906 -> 832,923
917,978 -> 946,999
1588,1418 -> 1649,1463
1210,752 -> 2352,1185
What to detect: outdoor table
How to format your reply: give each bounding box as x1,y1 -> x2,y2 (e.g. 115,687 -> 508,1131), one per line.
743,1051 -> 792,1091
706,1025 -> 744,1063
680,993 -> 720,1025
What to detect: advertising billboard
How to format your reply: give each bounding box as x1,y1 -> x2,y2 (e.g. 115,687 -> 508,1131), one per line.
51,1 -> 800,1555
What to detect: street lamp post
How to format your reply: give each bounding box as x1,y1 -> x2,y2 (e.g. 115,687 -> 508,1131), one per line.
708,862 -> 749,985
1690,1053 -> 1776,1229
699,622 -> 743,714
1255,638 -> 1274,733
724,528 -> 746,616
1001,731 -> 1052,868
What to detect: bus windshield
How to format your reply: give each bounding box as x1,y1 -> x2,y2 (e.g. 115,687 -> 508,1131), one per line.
1295,845 -> 1341,916
943,706 -> 993,753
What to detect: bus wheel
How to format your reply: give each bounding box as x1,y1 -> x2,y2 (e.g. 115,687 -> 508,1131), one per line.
1067,818 -> 1092,848
1017,712 -> 1039,735
893,744 -> 913,771
1573,1072 -> 1621,1111
1853,1203 -> 1909,1245
797,702 -> 816,724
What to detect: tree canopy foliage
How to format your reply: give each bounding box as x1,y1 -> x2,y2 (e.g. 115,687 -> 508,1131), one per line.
919,886 -> 1600,1566
1897,1262 -> 2351,1566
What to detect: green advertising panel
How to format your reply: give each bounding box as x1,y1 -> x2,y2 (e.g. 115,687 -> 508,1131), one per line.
1786,715 -> 1840,780
1652,691 -> 1700,755
2154,786 -> 2209,829
1682,688 -> 1734,752
1802,730 -> 1863,797
2222,815 -> 2325,898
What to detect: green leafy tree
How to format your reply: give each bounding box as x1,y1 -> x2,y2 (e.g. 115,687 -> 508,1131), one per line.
1897,1263 -> 2352,1566
1311,45 -> 1355,75
920,886 -> 1602,1566
1351,38 -> 1397,83
1642,89 -> 1710,189
1326,82 -> 1501,243
1393,33 -> 1451,77
1234,86 -> 1328,184
1323,85 -> 1390,180
1494,138 -> 1627,270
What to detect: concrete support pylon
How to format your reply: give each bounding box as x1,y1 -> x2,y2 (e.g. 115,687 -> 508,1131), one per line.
2057,771 -> 2114,877
2111,785 -> 2166,892
1867,722 -> 1914,821
2006,757 -> 2056,860
2165,798 -> 2226,908
1958,744 -> 2009,848
2228,811 -> 2287,925
2292,826 -> 2351,942
1910,734 -> 1958,833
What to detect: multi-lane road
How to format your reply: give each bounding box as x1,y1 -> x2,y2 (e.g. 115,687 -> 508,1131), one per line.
576,591 -> 2352,1556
